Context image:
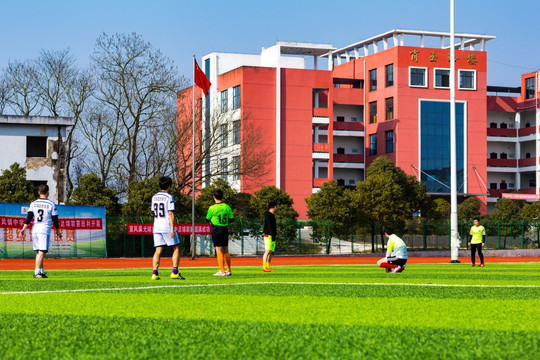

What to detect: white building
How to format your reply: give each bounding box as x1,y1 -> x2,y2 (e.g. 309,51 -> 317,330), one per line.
0,115 -> 74,203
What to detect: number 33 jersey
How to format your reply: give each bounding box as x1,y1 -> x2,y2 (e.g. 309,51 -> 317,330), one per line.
151,191 -> 175,233
28,198 -> 58,234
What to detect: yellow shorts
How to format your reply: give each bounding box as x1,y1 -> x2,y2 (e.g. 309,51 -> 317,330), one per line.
264,235 -> 276,252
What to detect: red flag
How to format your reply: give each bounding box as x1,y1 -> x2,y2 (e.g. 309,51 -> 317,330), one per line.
194,59 -> 211,97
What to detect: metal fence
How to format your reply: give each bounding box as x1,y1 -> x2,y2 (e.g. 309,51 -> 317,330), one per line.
106,217 -> 540,258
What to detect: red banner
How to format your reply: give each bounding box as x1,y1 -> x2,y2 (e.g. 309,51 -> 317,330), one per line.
0,216 -> 103,230
501,193 -> 540,201
127,223 -> 211,235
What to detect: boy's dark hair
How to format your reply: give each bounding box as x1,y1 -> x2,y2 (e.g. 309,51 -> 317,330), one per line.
268,201 -> 277,210
383,226 -> 394,235
214,189 -> 223,200
473,217 -> 480,222
159,176 -> 172,190
38,184 -> 49,195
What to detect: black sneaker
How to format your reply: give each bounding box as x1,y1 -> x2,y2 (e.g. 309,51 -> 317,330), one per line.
33,273 -> 44,278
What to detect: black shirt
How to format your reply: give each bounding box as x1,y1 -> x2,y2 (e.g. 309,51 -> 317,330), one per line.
263,211 -> 276,239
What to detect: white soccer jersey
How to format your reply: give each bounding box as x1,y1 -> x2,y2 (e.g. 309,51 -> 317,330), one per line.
28,198 -> 58,235
151,191 -> 175,233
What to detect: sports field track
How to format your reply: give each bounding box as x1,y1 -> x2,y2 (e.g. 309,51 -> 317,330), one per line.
1,255 -> 538,270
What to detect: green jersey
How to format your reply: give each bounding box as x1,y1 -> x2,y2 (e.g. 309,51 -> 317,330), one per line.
206,202 -> 234,227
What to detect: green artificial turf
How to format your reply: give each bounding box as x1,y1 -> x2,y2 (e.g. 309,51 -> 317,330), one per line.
1,263 -> 539,359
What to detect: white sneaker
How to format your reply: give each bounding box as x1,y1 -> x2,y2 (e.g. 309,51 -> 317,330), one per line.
392,266 -> 403,273
213,271 -> 227,276
225,271 -> 232,276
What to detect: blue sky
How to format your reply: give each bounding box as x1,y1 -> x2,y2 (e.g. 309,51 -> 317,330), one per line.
0,0 -> 538,87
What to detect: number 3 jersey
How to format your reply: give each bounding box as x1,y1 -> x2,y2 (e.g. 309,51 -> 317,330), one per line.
151,191 -> 175,233
28,198 -> 58,234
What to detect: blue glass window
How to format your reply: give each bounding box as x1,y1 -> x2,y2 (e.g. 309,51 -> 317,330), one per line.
386,130 -> 394,153
370,134 -> 377,156
420,101 -> 464,193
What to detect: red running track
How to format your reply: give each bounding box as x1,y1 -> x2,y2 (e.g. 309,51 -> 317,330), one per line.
1,256 -> 538,270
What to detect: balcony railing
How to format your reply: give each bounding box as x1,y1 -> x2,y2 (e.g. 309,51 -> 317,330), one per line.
486,128 -> 516,137
333,87 -> 364,105
518,157 -> 537,167
518,126 -> 537,136
313,178 -> 328,187
312,143 -> 329,152
488,188 -> 538,198
313,107 -> 329,117
333,153 -> 364,163
487,158 -> 517,167
333,121 -> 364,131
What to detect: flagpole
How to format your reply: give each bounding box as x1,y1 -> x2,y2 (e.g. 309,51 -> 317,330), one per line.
449,0 -> 461,263
191,55 -> 196,260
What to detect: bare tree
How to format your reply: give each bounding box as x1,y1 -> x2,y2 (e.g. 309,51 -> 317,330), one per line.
175,89 -> 271,195
61,67 -> 94,198
89,32 -> 188,190
4,59 -> 41,115
0,73 -> 8,114
77,103 -> 124,187
35,49 -> 73,117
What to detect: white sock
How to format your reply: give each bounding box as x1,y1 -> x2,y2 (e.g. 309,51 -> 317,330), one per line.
35,268 -> 40,275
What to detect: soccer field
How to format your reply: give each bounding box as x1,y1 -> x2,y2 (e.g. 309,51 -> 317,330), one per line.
1,263 -> 539,359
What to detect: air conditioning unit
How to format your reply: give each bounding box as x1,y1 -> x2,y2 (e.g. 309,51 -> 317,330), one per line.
508,124 -> 515,129
508,183 -> 515,189
508,153 -> 515,159
351,117 -> 357,122
351,148 -> 359,153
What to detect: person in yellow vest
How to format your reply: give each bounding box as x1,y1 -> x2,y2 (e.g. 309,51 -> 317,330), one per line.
469,217 -> 486,267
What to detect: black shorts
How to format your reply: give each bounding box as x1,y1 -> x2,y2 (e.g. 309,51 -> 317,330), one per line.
211,225 -> 229,247
387,257 -> 407,266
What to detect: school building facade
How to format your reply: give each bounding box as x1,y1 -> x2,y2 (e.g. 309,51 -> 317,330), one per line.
179,29 -> 539,217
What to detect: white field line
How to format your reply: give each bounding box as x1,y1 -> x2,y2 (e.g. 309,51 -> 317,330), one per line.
1,281 -> 539,295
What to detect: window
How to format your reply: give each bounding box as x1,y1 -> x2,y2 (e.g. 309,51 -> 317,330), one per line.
369,134 -> 377,156
525,77 -> 535,99
220,159 -> 228,181
369,69 -> 377,91
385,64 -> 394,87
420,101 -> 465,193
435,69 -> 450,88
386,130 -> 394,153
220,124 -> 228,148
233,120 -> 241,145
369,101 -> 377,123
26,136 -> 47,157
409,67 -> 427,87
336,116 -> 345,122
220,90 -> 228,112
459,70 -> 476,90
385,97 -> 394,120
233,85 -> 241,109
232,156 -> 240,181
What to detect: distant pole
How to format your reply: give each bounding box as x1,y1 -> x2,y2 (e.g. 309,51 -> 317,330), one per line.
449,0 -> 461,263
191,55 -> 196,260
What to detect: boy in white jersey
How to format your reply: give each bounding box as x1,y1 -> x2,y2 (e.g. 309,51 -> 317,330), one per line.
377,226 -> 408,273
150,176 -> 184,280
18,184 -> 62,278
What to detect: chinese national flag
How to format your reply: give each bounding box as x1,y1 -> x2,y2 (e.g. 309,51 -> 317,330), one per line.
194,59 -> 211,97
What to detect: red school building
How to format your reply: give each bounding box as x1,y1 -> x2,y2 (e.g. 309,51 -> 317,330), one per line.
178,29 -> 540,218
